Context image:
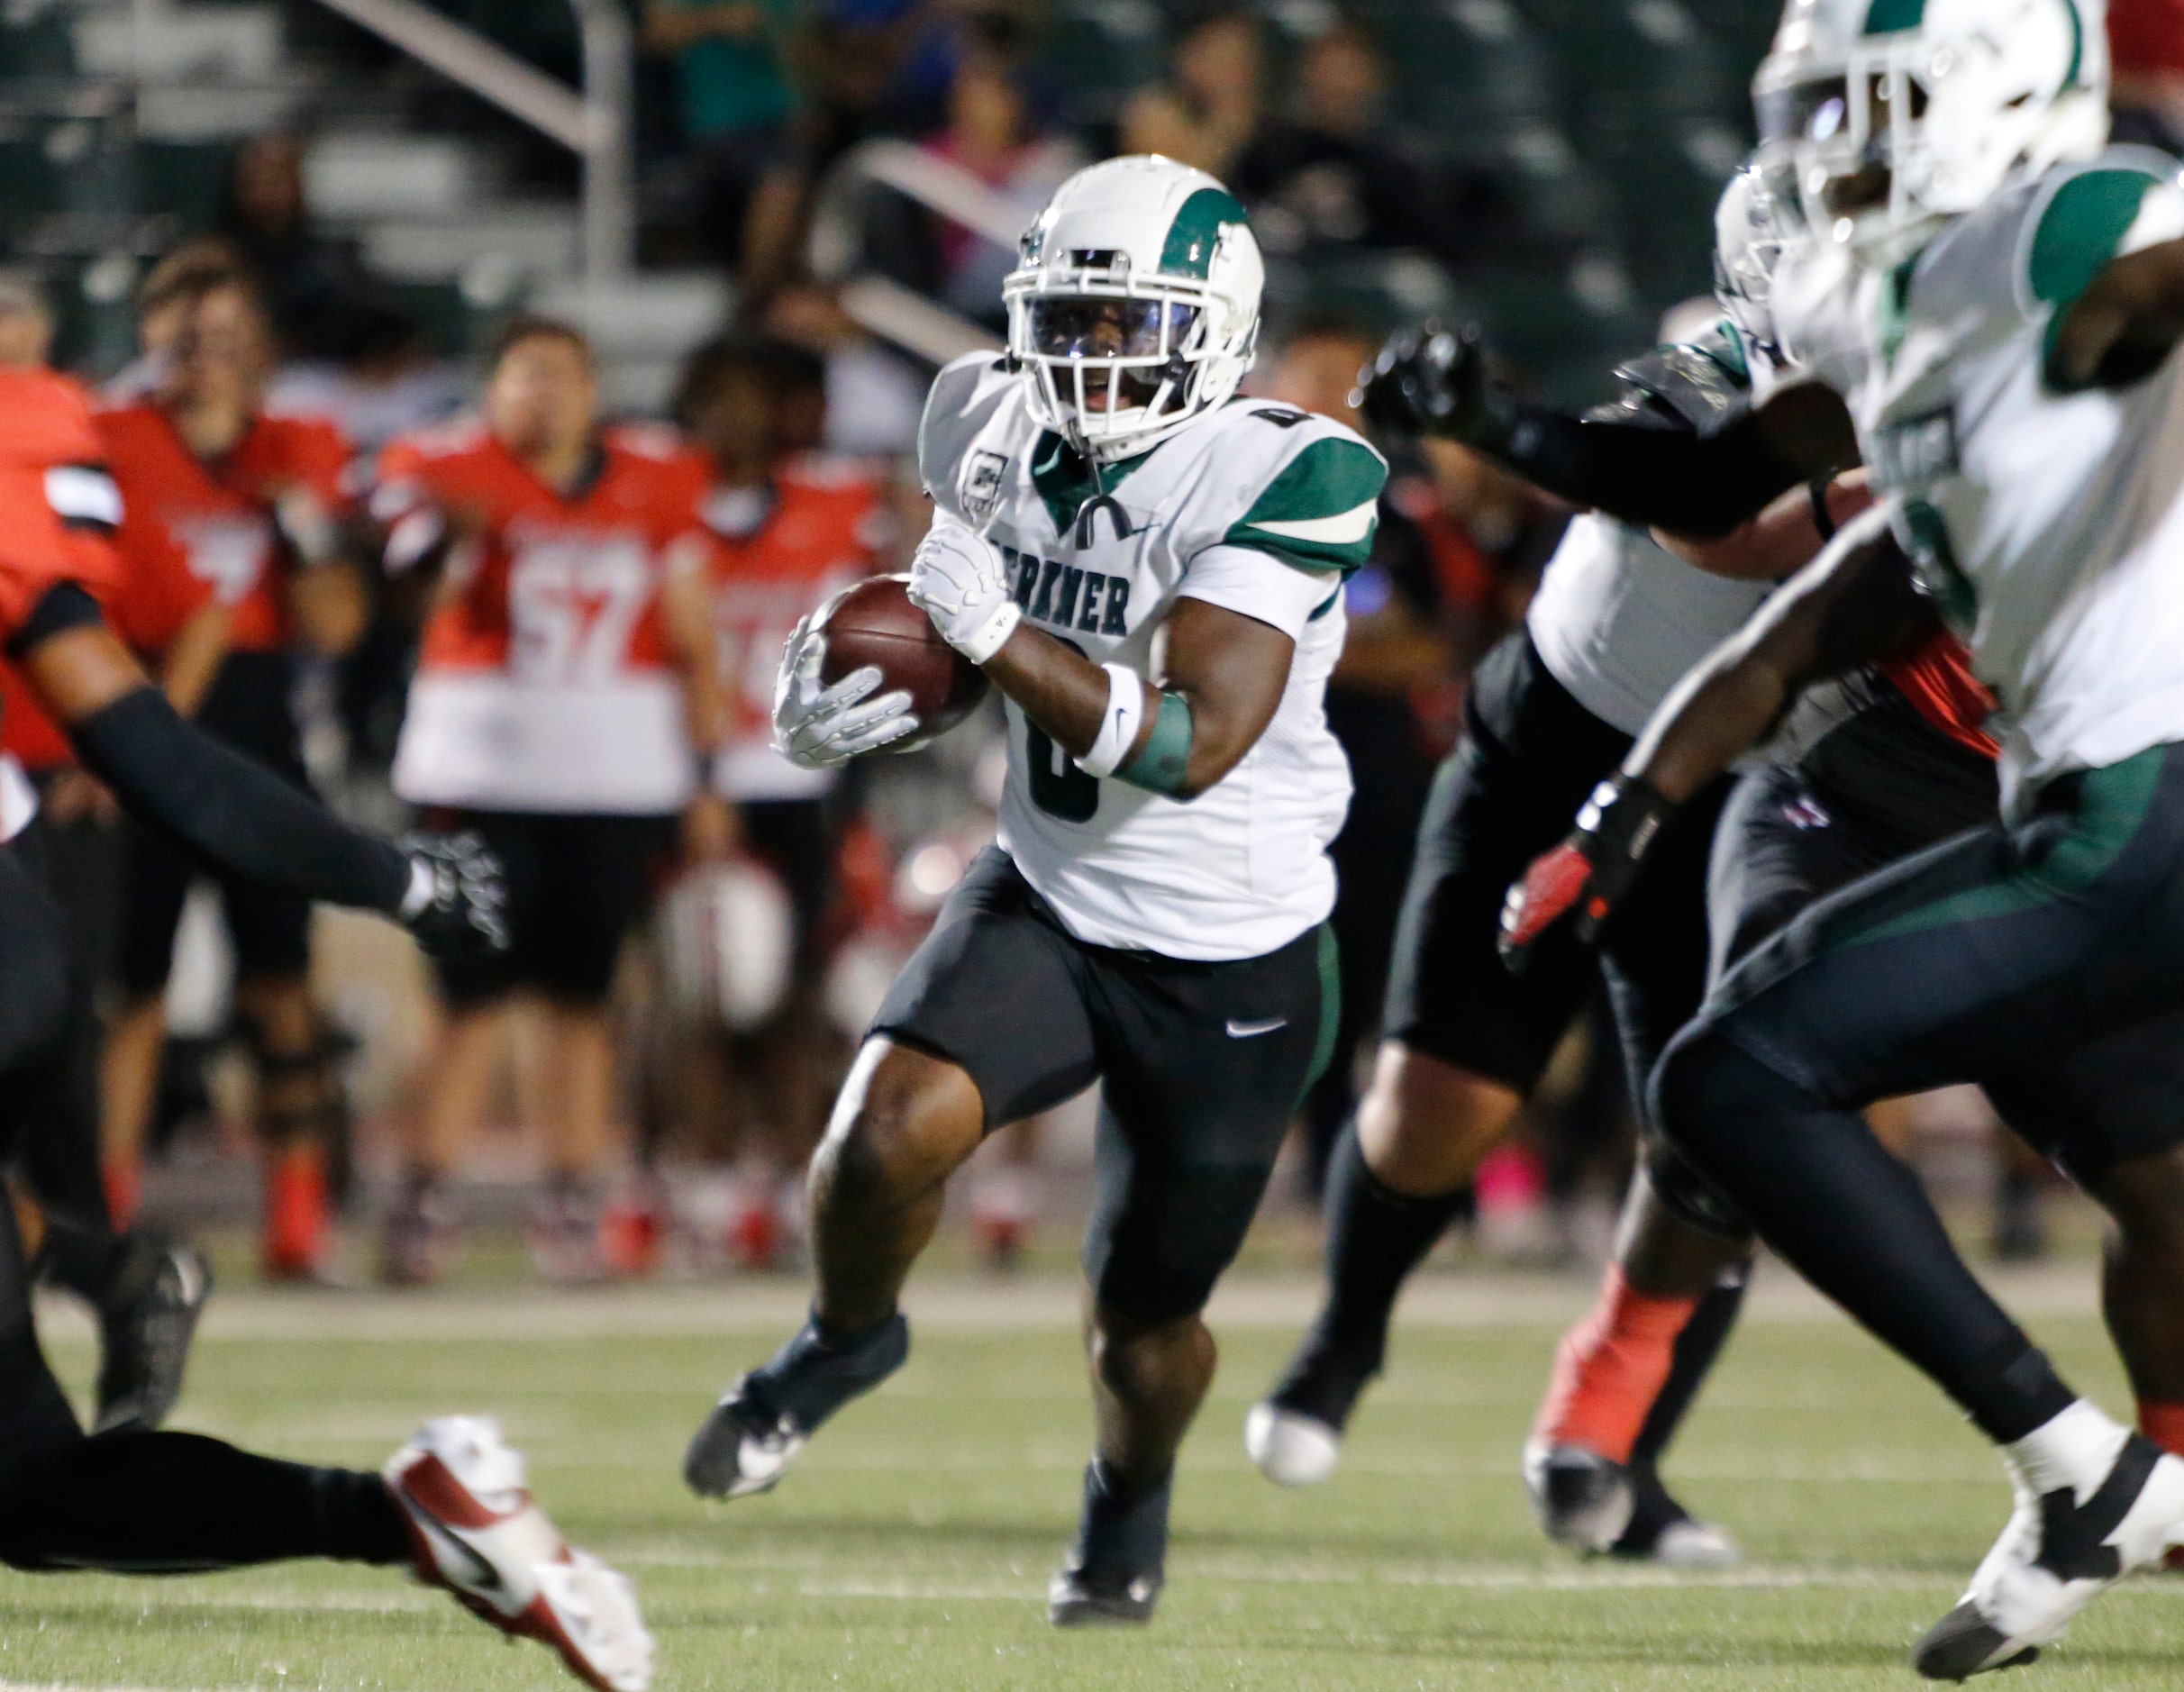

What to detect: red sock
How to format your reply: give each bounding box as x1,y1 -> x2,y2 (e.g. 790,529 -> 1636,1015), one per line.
2139,1399 -> 2184,1458
103,1160 -> 141,1231
2139,1402 -> 2184,1570
262,1146 -> 327,1279
1532,1264 -> 1702,1465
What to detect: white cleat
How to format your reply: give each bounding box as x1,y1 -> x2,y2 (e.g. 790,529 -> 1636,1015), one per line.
385,1415 -> 655,1692
1914,1402 -> 2184,1680
1649,1516 -> 1743,1569
1245,1401 -> 1342,1487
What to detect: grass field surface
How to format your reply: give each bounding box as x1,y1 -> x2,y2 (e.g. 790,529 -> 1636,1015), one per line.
5,1263 -> 2179,1690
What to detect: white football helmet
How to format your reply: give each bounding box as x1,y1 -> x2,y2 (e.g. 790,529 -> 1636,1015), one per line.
1713,161 -> 1801,359
1003,155 -> 1263,464
1753,0 -> 2108,264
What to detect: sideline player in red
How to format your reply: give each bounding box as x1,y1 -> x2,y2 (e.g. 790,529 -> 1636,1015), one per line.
95,264 -> 368,1278
0,348 -> 650,1691
376,315 -> 729,1283
670,332 -> 887,1261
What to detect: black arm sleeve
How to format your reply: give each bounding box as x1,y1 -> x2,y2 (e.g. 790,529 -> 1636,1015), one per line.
1491,405 -> 1806,539
3,582 -> 106,659
68,687 -> 412,916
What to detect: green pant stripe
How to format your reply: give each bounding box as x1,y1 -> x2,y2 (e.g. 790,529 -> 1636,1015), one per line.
1830,746 -> 2164,957
1298,923 -> 1342,1105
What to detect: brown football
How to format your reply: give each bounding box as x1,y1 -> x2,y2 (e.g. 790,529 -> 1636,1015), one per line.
814,573 -> 990,753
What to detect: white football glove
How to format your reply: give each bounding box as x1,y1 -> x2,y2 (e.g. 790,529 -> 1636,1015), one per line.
771,616 -> 919,769
906,521 -> 1022,665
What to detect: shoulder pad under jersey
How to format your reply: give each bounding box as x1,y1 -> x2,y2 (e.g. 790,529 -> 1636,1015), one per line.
1597,334 -> 1752,433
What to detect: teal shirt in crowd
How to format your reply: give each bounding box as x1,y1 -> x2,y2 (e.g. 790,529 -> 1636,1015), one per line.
660,0 -> 795,139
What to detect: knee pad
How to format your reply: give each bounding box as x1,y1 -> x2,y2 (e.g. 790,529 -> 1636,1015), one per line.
1640,1141 -> 1754,1244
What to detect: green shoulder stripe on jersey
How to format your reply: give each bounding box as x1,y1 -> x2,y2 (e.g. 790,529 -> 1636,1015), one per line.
1223,436 -> 1386,573
2029,168 -> 2165,382
1160,188 -> 1248,280
1863,0 -> 1923,33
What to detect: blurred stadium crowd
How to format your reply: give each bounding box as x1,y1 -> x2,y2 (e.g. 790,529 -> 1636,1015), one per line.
4,0 -> 2182,1288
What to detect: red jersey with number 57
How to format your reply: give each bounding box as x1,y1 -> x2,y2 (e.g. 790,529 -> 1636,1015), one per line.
379,419 -> 708,814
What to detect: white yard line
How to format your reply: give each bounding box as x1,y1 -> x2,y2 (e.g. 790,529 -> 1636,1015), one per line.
26,1261 -> 2107,1344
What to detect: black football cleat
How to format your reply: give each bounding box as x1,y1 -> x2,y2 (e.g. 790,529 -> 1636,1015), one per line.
685,1311 -> 907,1500
93,1230 -> 212,1434
1050,1460 -> 1169,1627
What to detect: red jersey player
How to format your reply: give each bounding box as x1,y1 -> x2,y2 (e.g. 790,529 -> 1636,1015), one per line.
95,266 -> 367,1280
665,334 -> 887,1263
0,352 -> 650,1692
375,315 -> 727,1283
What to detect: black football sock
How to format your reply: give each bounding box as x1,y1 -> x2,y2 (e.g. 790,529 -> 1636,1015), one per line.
1066,1460 -> 1170,1587
1657,1035 -> 2075,1442
0,1432 -> 409,1571
1271,1121 -> 1465,1427
1629,1261 -> 1748,1471
745,1309 -> 909,1432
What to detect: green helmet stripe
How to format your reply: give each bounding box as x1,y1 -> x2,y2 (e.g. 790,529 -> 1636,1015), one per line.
1160,187 -> 1248,280
2061,0 -> 2082,86
1861,0 -> 1924,32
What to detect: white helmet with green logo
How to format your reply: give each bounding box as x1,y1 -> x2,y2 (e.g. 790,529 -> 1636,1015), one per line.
1003,155 -> 1264,464
1754,0 -> 2108,264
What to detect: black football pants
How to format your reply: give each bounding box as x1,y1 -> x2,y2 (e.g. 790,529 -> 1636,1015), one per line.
1656,742 -> 2184,1437
0,846 -> 405,1572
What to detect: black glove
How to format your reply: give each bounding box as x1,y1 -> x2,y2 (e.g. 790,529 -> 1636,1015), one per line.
396,832 -> 510,959
1356,323 -> 1516,449
1498,773 -> 1677,973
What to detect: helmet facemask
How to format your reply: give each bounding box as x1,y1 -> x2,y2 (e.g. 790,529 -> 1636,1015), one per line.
1714,164 -> 1803,359
1755,0 -> 2107,267
1005,244 -> 1258,464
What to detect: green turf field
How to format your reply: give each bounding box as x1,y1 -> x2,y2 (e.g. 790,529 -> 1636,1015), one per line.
5,1270 -> 2179,1691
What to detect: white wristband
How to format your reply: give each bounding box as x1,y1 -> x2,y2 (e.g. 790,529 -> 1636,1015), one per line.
1075,663 -> 1146,778
952,597 -> 1023,667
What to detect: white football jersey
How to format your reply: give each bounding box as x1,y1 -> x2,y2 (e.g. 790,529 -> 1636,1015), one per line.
919,352 -> 1387,960
1525,320 -> 1779,736
1775,147 -> 2184,812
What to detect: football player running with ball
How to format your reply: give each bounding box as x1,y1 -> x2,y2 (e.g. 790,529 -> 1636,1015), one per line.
1506,0 -> 2184,1675
683,156 -> 1381,1624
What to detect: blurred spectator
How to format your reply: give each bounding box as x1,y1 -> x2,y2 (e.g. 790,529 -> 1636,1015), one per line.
919,33 -> 1081,325
95,266 -> 369,1279
1121,7 -> 1264,181
1408,436 -> 1563,659
0,276 -> 54,368
764,282 -> 928,459
659,332 -> 888,1264
643,0 -> 800,267
373,318 -> 730,1286
1232,20 -> 1503,270
266,302 -> 465,458
1260,319 -> 1455,1186
105,240 -> 252,404
215,134 -> 370,362
2111,0 -> 2184,153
